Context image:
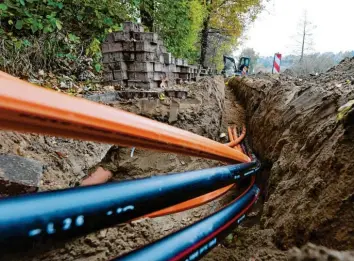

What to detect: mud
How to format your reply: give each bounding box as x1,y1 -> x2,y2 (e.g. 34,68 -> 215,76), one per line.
228,57 -> 354,251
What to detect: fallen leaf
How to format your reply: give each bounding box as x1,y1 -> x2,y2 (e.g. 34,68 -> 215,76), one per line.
55,151 -> 67,158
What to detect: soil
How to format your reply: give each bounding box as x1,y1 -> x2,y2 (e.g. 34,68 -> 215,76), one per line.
2,76 -> 253,261
289,243 -> 354,261
2,56 -> 354,261
228,57 -> 354,252
0,132 -> 111,191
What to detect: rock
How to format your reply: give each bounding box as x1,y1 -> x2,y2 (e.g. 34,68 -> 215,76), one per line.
98,229 -> 108,240
77,87 -> 84,94
103,85 -> 115,92
289,243 -> 354,261
78,70 -> 95,81
84,234 -> 100,247
219,132 -> 227,138
283,68 -> 295,77
168,100 -> 179,123
28,78 -> 43,85
0,154 -> 43,197
85,92 -> 118,103
60,81 -> 69,89
38,69 -> 45,77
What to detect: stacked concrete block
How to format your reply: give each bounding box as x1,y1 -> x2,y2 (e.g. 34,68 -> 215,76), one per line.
175,58 -> 183,66
132,32 -> 158,43
128,62 -> 154,72
123,22 -> 144,33
103,22 -> 208,89
163,53 -> 173,64
175,59 -> 191,81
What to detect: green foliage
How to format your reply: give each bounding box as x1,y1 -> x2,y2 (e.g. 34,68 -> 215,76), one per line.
207,36 -> 239,71
207,0 -> 263,37
86,38 -> 102,72
0,0 -> 138,37
201,0 -> 264,68
0,3 -> 8,10
0,0 -> 140,75
186,0 -> 206,62
0,0 -> 264,75
154,0 -> 192,58
140,0 -> 205,63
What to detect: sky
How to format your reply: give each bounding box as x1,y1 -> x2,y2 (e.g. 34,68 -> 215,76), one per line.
238,0 -> 354,56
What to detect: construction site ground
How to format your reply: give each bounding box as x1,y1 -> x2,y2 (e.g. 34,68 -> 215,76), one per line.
1,58 -> 354,260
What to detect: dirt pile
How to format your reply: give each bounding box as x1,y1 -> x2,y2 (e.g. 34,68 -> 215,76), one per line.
228,57 -> 354,251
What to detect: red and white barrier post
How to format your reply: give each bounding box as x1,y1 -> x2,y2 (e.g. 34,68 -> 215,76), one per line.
272,53 -> 282,74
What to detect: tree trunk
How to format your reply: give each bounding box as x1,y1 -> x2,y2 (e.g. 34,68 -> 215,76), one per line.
300,20 -> 306,62
199,14 -> 210,68
140,0 -> 154,31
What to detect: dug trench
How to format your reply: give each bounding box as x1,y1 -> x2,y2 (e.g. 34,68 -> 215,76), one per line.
217,58 -> 354,260
1,58 -> 354,260
1,76 -> 250,261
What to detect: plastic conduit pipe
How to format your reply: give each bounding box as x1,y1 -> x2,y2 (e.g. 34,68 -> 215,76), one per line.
145,126 -> 249,218
225,125 -> 246,147
115,178 -> 259,261
229,126 -> 241,152
238,128 -> 249,156
0,71 -> 249,163
144,183 -> 235,218
228,127 -> 234,143
0,163 -> 258,247
232,127 -> 242,151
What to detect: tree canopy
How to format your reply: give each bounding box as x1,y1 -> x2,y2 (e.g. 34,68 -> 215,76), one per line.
139,0 -> 205,61
199,0 -> 263,69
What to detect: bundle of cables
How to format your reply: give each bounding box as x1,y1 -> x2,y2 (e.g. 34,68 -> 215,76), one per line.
0,71 -> 261,261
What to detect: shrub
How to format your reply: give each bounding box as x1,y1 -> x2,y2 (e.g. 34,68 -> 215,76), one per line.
0,0 -> 139,75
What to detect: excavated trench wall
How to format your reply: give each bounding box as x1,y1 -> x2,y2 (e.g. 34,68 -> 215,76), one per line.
228,58 -> 354,250
2,76 -> 240,261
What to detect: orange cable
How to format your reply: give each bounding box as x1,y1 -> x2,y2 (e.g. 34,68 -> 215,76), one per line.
225,125 -> 246,147
0,71 -> 250,218
233,127 -> 242,151
0,71 -> 250,163
145,125 -> 247,218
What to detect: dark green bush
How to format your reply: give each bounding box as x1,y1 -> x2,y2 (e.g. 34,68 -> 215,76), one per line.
0,0 -> 139,75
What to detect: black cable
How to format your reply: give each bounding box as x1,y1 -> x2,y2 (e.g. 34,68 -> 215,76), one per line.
115,183 -> 260,261
0,162 -> 259,248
